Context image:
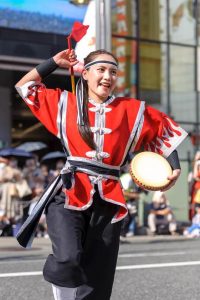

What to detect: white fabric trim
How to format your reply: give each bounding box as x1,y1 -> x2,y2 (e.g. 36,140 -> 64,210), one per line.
88,95 -> 116,106
89,106 -> 112,113
15,81 -> 42,99
15,81 -> 45,107
52,284 -> 77,300
64,186 -> 95,211
131,115 -> 144,152
59,90 -> 71,155
90,127 -> 112,134
86,150 -> 110,159
56,94 -> 62,139
146,117 -> 188,158
120,101 -> 145,165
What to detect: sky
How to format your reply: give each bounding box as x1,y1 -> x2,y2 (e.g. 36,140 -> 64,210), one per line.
0,0 -> 87,19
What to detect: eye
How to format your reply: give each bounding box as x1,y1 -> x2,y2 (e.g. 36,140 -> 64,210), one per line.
111,70 -> 117,76
97,67 -> 105,72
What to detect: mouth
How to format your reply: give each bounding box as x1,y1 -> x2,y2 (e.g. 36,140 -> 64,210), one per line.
99,82 -> 111,89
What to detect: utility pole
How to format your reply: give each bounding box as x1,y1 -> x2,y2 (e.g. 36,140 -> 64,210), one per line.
95,0 -> 111,51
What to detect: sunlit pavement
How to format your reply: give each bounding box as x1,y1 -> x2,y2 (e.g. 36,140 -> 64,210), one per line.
1,236 -> 200,300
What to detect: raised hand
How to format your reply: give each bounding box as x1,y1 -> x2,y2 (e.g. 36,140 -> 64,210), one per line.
53,49 -> 79,69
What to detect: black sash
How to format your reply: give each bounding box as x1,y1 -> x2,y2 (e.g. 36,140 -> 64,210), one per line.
16,175 -> 62,248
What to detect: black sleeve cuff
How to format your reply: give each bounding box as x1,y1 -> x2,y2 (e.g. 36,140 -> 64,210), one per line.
35,58 -> 58,79
166,150 -> 181,170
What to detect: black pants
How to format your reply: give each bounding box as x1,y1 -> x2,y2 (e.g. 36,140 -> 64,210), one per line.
43,189 -> 121,300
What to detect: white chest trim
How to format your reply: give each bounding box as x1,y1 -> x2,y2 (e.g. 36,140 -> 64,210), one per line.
90,127 -> 112,135
86,151 -> 110,160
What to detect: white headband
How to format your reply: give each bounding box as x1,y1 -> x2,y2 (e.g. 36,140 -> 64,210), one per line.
84,60 -> 118,70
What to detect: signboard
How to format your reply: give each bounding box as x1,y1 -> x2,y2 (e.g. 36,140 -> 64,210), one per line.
0,0 -> 87,35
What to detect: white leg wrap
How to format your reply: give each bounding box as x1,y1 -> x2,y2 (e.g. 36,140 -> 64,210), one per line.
52,284 -> 77,300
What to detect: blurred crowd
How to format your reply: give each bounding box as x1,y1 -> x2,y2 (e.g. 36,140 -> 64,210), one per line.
0,152 -> 65,237
1,148 -> 200,239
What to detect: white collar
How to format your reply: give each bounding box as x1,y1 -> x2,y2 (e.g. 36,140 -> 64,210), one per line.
88,95 -> 116,106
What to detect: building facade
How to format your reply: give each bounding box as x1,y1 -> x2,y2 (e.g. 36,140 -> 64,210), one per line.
111,0 -> 200,161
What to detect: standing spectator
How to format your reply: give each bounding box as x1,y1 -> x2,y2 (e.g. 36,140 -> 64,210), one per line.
22,157 -> 38,221
0,157 -> 8,216
190,151 -> 200,218
188,168 -> 195,221
0,157 -> 23,222
148,191 -> 177,235
28,183 -> 48,238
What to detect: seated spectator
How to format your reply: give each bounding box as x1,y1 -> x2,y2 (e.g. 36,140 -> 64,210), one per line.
120,171 -> 141,238
28,183 -> 48,238
50,159 -> 65,178
22,157 -> 40,191
0,157 -> 23,223
183,204 -> 200,238
148,191 -> 177,236
0,209 -> 11,236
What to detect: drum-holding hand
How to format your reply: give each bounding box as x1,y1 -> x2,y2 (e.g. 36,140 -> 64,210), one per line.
161,169 -> 181,191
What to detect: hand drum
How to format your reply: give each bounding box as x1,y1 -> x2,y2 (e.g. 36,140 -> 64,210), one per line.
130,152 -> 172,191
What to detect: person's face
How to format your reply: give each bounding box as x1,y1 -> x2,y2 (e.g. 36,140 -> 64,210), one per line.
160,195 -> 166,203
26,159 -> 36,170
196,207 -> 200,213
9,158 -> 18,168
56,160 -> 64,170
82,54 -> 118,103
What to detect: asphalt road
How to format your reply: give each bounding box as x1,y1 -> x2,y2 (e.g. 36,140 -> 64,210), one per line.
1,236 -> 200,300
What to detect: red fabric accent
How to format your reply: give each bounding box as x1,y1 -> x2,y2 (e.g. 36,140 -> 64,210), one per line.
101,179 -> 128,220
70,21 -> 89,42
103,97 -> 142,165
64,173 -> 93,208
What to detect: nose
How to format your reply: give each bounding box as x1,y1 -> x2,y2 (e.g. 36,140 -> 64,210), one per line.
103,70 -> 111,80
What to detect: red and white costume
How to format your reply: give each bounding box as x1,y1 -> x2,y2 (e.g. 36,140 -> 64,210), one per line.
16,81 -> 187,223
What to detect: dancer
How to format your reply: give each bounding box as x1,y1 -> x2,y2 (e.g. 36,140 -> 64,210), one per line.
15,48 -> 187,300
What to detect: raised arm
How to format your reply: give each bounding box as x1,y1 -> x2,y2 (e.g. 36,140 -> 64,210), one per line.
15,49 -> 78,88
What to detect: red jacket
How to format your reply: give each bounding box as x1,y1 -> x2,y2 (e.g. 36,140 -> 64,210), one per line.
16,81 -> 187,222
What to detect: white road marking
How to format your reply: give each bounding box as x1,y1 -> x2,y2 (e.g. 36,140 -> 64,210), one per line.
1,261 -> 200,277
116,261 -> 200,270
0,271 -> 42,277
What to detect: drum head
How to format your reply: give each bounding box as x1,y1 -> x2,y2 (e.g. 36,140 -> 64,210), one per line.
130,152 -> 172,191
